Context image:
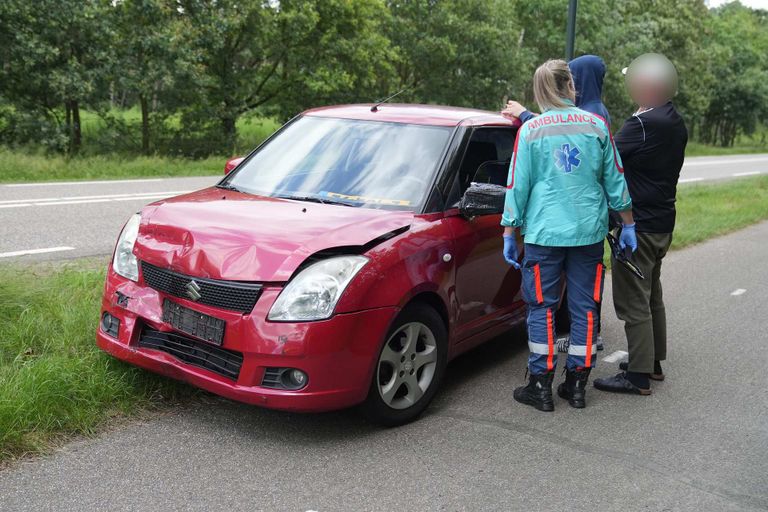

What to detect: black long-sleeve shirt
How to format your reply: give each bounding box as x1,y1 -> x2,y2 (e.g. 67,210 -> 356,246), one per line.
614,102 -> 688,233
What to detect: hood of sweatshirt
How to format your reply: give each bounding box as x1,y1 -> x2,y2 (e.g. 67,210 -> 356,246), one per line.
569,55 -> 611,126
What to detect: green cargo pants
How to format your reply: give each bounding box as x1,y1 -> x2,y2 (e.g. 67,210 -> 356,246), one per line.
611,232 -> 673,374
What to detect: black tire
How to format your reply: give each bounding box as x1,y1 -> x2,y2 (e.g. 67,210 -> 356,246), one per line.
360,302 -> 448,427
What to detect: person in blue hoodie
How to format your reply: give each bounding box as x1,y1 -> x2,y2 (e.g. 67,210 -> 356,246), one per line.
504,54 -> 612,354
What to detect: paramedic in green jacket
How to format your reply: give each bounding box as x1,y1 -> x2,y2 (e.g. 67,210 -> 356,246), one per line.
500,60 -> 636,411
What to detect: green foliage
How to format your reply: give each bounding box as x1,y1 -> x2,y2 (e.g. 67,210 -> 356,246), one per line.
0,263 -> 197,460
1,0 -> 767,158
386,0 -> 523,110
699,3 -> 768,146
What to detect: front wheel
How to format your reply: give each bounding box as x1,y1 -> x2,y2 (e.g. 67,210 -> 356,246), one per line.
360,303 -> 448,427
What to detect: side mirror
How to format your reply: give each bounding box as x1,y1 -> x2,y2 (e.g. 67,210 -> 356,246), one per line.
459,182 -> 506,217
224,156 -> 244,175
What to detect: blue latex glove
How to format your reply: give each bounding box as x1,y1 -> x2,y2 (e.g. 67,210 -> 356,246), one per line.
619,223 -> 638,252
503,234 -> 520,269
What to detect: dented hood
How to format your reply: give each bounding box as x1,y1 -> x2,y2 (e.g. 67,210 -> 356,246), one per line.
133,188 -> 413,282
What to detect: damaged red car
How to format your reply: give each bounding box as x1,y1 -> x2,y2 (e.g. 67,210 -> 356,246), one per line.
97,104 -> 562,425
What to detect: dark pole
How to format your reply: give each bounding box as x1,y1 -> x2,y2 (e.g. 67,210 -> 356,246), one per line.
565,0 -> 577,61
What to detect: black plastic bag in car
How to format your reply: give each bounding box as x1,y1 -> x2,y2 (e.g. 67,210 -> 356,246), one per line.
459,182 -> 506,217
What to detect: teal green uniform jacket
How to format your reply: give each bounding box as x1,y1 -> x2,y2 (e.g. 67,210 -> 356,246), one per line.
502,102 -> 632,247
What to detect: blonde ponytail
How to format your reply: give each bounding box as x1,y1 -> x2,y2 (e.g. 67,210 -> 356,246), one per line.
533,59 -> 576,112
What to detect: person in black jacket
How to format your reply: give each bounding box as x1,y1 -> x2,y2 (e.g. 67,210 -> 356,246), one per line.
594,54 -> 688,395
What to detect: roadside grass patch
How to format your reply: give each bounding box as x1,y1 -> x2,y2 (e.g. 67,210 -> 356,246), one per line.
0,150 -> 223,183
673,175 -> 768,249
0,262 -> 196,461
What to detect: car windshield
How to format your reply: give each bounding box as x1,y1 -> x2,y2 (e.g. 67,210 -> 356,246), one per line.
225,116 -> 452,210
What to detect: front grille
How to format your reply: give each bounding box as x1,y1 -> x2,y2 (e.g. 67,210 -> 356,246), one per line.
139,327 -> 243,381
141,261 -> 262,313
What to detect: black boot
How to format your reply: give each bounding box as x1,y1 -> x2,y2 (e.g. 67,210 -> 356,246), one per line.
514,371 -> 555,412
557,368 -> 592,408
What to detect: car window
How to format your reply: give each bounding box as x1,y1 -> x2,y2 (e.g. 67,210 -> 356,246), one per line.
457,128 -> 516,193
227,116 -> 452,211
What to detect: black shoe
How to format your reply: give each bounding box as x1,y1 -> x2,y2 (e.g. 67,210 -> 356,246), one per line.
619,361 -> 665,381
593,372 -> 652,395
514,372 -> 555,411
557,368 -> 592,408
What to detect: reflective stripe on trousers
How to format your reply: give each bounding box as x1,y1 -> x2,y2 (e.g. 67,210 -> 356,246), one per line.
521,242 -> 604,374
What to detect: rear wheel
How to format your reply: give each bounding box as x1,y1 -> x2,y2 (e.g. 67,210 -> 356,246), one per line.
360,303 -> 447,427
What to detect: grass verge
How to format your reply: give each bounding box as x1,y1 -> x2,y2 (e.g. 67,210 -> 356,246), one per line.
0,150 -> 224,183
0,261 -> 196,462
685,142 -> 768,157
672,174 -> 768,249
0,176 -> 767,463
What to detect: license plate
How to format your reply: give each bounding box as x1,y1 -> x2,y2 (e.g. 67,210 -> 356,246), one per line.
162,299 -> 225,346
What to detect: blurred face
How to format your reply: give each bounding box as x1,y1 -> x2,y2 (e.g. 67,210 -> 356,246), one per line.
625,53 -> 678,108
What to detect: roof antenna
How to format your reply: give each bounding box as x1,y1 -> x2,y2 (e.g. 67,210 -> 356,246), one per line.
371,87 -> 409,112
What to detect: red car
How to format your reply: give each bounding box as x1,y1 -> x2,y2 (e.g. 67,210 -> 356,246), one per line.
97,104 -> 567,425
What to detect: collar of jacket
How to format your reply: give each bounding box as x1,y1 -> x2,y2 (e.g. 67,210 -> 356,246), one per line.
543,99 -> 575,112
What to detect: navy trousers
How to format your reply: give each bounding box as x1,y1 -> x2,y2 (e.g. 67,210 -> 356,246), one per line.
521,242 -> 605,374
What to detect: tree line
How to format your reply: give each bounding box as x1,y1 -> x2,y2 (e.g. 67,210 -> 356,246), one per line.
0,0 -> 766,157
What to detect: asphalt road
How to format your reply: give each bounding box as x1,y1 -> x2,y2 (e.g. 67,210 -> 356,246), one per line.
1,153 -> 767,263
1,220 -> 767,511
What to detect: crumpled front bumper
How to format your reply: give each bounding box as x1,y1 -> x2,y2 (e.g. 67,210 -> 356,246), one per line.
96,269 -> 398,412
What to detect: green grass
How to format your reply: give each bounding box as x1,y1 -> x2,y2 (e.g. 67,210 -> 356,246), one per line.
1,176 -> 767,463
0,262 -> 196,461
672,174 -> 768,248
685,141 -> 768,157
0,150 -> 224,182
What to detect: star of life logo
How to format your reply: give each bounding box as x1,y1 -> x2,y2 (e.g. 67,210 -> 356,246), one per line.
554,143 -> 581,173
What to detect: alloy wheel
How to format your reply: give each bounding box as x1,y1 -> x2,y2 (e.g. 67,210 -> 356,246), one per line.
376,321 -> 438,410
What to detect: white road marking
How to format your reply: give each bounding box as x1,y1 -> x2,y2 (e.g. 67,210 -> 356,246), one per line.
733,171 -> 761,177
679,177 -> 704,183
0,190 -> 191,209
0,246 -> 75,258
602,350 -> 628,363
0,190 -> 191,205
684,157 -> 768,166
731,288 -> 747,296
4,178 -> 164,187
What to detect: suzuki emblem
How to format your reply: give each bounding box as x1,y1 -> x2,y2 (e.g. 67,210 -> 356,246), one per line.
185,280 -> 202,301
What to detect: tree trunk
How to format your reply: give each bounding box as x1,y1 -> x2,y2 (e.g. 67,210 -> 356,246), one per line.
65,103 -> 72,137
69,100 -> 82,154
222,116 -> 237,153
140,94 -> 150,155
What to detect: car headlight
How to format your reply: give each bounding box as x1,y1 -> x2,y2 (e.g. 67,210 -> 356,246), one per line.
112,213 -> 141,281
268,255 -> 369,322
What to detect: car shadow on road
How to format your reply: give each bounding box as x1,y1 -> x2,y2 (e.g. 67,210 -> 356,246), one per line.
178,325 -> 529,443
439,325 -> 528,396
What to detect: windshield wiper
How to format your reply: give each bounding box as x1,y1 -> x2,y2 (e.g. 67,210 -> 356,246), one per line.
216,183 -> 242,192
275,194 -> 359,207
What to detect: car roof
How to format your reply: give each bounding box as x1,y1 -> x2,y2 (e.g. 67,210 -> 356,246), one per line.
303,103 -> 520,128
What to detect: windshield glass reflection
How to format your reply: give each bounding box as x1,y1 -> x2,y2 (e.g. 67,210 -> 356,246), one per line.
228,116 -> 452,210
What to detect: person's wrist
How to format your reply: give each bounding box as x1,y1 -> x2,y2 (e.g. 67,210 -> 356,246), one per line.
622,223 -> 636,228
